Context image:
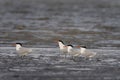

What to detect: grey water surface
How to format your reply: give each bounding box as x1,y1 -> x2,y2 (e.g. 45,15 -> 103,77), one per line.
0,0 -> 120,80
0,47 -> 120,80
0,0 -> 120,49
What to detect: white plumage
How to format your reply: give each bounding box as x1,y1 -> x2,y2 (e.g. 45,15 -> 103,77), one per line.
67,45 -> 81,57
79,46 -> 96,59
57,40 -> 68,57
15,43 -> 32,56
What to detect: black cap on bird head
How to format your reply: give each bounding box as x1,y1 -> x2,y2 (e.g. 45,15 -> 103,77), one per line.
16,43 -> 22,46
67,44 -> 73,47
81,45 -> 87,48
58,40 -> 64,44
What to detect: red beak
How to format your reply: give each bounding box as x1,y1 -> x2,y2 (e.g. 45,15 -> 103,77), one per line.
76,45 -> 81,48
12,43 -> 16,46
53,39 -> 59,43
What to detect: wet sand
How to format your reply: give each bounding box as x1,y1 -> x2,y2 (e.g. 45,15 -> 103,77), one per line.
0,47 -> 120,80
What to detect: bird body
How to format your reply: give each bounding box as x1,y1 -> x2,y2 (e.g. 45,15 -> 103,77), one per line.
56,40 -> 69,58
57,40 -> 68,54
15,43 -> 32,56
69,49 -> 81,57
80,47 -> 96,59
67,45 -> 81,57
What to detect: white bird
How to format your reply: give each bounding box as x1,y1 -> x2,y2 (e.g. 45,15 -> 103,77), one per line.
67,45 -> 81,57
56,40 -> 68,57
15,43 -> 32,56
77,45 -> 96,60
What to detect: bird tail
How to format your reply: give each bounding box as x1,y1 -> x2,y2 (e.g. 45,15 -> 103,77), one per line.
89,52 -> 96,58
29,49 -> 32,52
92,52 -> 96,57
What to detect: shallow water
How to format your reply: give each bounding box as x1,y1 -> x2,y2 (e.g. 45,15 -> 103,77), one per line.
0,0 -> 120,49
0,47 -> 120,80
0,0 -> 120,80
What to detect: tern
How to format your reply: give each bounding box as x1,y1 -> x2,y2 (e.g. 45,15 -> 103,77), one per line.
15,43 -> 32,56
77,45 -> 96,60
67,45 -> 81,57
56,40 -> 68,58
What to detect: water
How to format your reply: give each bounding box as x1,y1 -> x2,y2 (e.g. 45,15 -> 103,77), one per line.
0,47 -> 120,80
0,0 -> 120,80
0,0 -> 120,49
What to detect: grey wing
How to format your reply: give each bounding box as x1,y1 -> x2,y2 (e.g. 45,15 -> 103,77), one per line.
18,47 -> 32,55
84,50 -> 96,57
70,49 -> 80,56
62,47 -> 68,53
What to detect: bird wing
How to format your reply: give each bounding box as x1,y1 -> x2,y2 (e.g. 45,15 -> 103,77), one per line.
70,49 -> 81,56
17,47 -> 32,55
82,50 -> 96,57
61,46 -> 68,53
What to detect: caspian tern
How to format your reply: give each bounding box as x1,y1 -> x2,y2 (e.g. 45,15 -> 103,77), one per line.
56,40 -> 68,58
67,45 -> 81,57
77,45 -> 96,60
15,43 -> 32,56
